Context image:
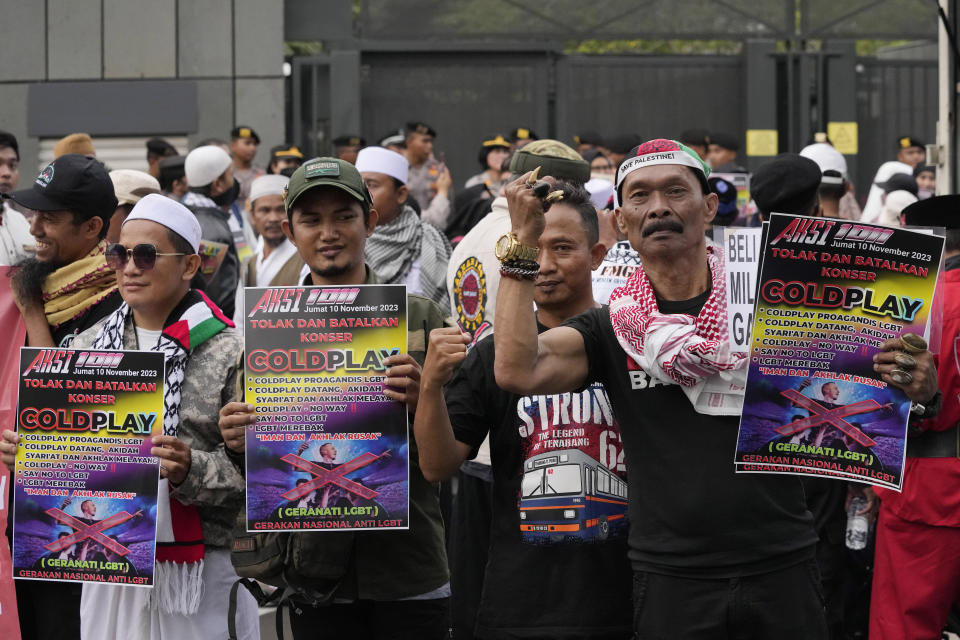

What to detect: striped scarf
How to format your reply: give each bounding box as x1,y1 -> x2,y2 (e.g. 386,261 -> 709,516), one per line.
364,204 -> 451,309
91,289 -> 233,613
608,245 -> 747,415
41,240 -> 117,329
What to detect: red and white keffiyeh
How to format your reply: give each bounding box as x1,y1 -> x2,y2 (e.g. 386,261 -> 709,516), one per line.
608,244 -> 747,415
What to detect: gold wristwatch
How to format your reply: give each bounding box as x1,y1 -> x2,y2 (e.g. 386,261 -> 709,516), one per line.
495,232 -> 539,263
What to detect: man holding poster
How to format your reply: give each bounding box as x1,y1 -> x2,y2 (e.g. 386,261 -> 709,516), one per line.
489,138 -> 939,639
2,194 -> 256,639
734,213 -> 942,489
219,157 -> 451,638
3,153 -> 122,640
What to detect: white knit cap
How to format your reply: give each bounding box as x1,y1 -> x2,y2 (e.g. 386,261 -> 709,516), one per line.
110,169 -> 161,205
184,145 -> 232,187
123,193 -> 202,252
355,146 -> 409,185
249,174 -> 289,204
799,143 -> 847,185
585,178 -> 615,209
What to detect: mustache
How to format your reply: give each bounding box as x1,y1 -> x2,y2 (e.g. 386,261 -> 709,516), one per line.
642,218 -> 684,237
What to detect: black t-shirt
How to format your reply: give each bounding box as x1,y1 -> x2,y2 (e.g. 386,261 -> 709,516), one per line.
564,304 -> 817,577
446,329 -> 632,639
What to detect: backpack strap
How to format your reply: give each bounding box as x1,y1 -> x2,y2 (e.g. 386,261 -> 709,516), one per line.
229,578 -> 287,640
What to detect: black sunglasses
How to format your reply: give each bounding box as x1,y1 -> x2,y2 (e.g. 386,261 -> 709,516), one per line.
105,243 -> 188,270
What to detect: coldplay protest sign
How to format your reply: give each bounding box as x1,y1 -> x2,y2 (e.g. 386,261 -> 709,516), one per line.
735,214 -> 943,490
244,285 -> 409,532
13,348 -> 164,586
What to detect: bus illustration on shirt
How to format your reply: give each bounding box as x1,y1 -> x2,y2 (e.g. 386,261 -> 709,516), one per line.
519,448 -> 628,543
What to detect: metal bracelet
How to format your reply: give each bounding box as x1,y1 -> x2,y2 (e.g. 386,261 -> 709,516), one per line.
499,264 -> 539,281
498,257 -> 540,270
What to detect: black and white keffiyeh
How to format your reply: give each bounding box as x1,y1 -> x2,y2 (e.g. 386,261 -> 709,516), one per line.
365,204 -> 451,307
91,289 -> 233,614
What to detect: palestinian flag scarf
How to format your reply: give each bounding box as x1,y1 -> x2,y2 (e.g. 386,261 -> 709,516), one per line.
91,289 -> 233,614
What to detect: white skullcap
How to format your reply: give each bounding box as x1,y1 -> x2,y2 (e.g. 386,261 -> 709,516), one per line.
355,146 -> 409,185
799,143 -> 847,185
185,145 -> 232,187
123,193 -> 202,252
110,169 -> 161,205
585,178 -> 615,210
249,174 -> 289,204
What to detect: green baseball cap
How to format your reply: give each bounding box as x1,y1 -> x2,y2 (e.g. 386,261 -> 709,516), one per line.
284,157 -> 372,210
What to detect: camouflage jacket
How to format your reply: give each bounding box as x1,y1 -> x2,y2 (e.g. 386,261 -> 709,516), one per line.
73,317 -> 245,550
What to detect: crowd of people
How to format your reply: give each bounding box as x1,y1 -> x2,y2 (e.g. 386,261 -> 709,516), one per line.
0,120 -> 955,640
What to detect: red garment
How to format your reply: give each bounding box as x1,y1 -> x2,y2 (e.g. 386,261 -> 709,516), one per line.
870,509 -> 960,640
0,274 -> 24,639
870,266 -> 960,639
874,267 -> 960,526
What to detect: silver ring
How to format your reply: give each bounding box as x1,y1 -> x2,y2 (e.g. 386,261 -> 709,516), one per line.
890,368 -> 913,385
893,353 -> 917,370
901,333 -> 927,354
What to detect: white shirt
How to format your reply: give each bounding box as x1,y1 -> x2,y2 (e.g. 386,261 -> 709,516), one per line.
445,196 -> 509,346
861,161 -> 912,223
233,238 -> 300,328
591,240 -> 642,305
134,326 -> 162,351
444,198 -> 513,469
254,237 -> 298,287
0,202 -> 33,266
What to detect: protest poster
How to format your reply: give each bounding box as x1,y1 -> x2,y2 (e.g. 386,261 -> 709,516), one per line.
197,240 -> 228,279
721,226 -> 764,352
711,172 -> 751,216
734,214 -> 944,490
243,285 -> 409,531
12,348 -> 164,586
0,273 -> 24,638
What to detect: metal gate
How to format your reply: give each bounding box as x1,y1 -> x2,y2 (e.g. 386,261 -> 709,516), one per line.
286,0 -> 941,200
855,58 -> 938,189
555,55 -> 744,147
294,50 -> 936,198
359,52 -> 552,185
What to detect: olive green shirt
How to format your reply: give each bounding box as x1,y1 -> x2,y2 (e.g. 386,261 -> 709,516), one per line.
235,266 -> 453,600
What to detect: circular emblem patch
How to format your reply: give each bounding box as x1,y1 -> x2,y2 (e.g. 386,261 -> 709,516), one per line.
452,257 -> 486,333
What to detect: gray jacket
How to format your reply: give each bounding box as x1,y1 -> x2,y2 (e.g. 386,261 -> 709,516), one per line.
73,319 -> 245,549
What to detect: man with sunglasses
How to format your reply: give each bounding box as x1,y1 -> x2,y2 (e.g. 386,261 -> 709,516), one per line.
2,193 -> 255,638
218,157 -> 452,639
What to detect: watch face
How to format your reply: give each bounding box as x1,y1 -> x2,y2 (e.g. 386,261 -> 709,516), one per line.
495,234 -> 512,259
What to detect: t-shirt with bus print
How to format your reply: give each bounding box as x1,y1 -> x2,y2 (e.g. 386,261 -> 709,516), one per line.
515,383 -> 628,544
445,331 -> 632,638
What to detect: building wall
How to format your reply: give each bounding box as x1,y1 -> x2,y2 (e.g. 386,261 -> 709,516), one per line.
0,0 -> 284,175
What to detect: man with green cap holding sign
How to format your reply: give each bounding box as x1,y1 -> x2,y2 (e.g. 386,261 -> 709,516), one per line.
217,157 -> 452,639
